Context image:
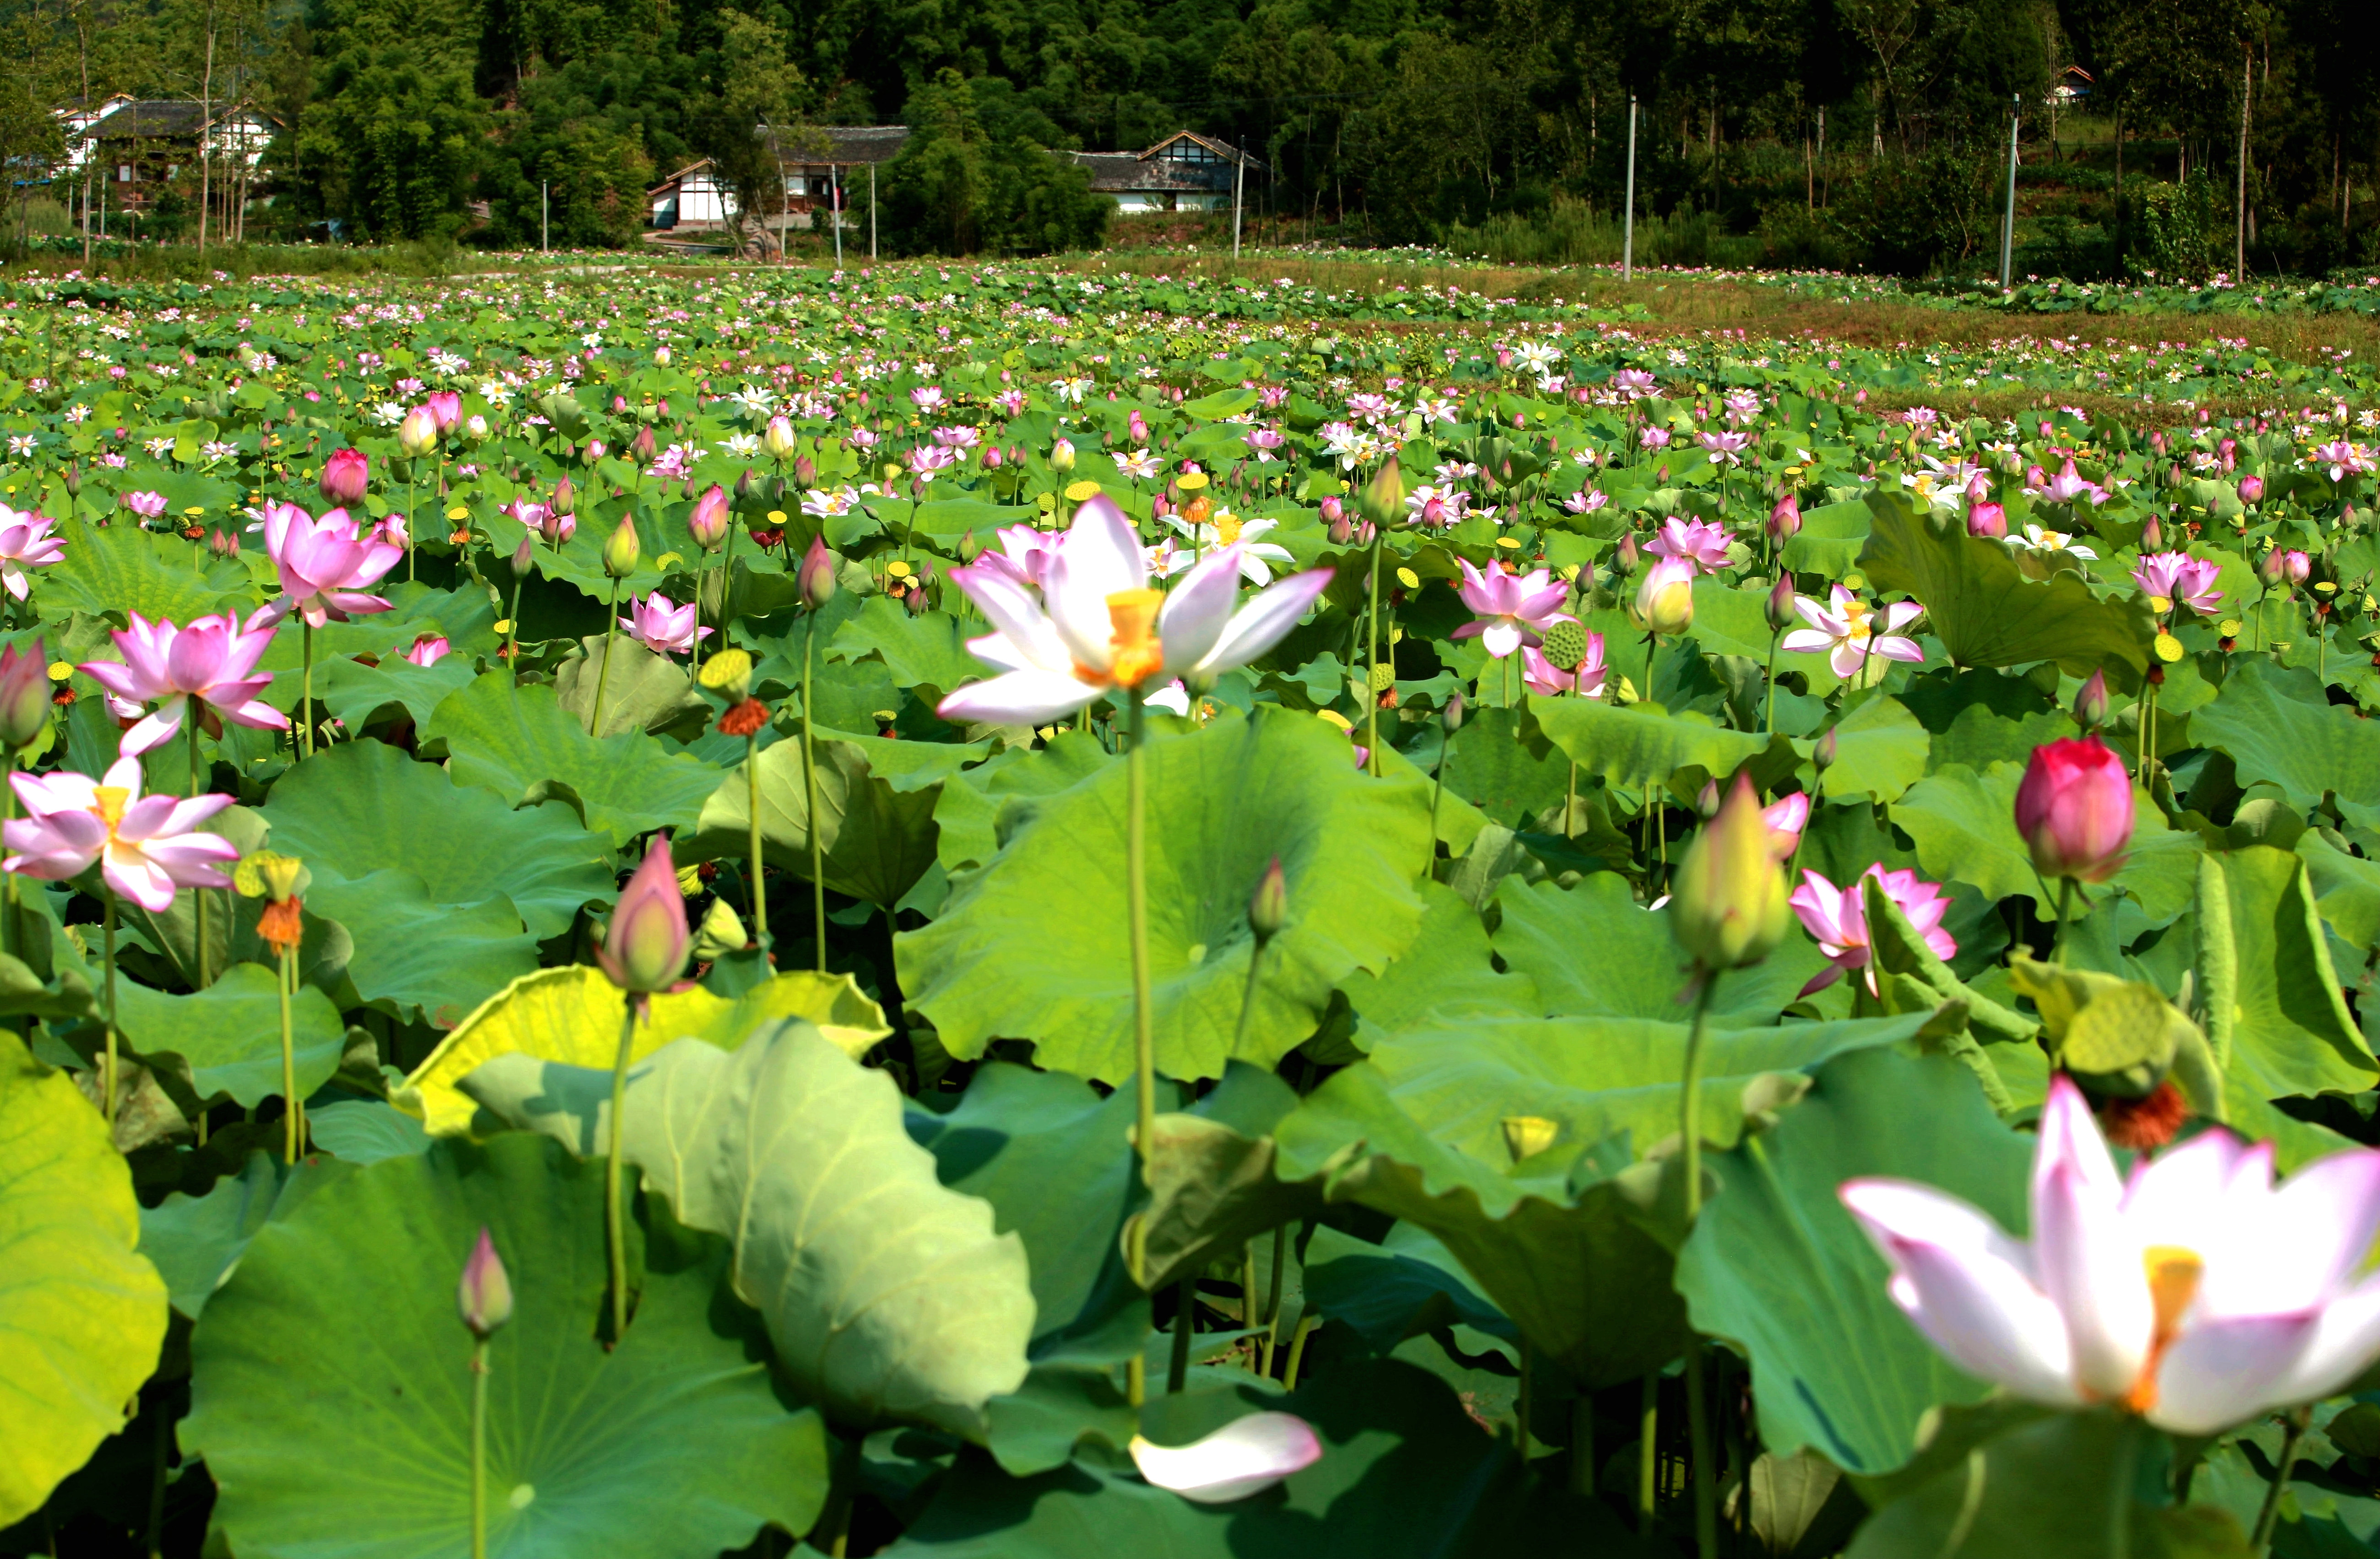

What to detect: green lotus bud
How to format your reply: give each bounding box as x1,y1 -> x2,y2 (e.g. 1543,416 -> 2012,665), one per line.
1356,457 -> 1405,530
603,514 -> 641,578
1668,773 -> 1791,972
1248,856 -> 1287,945
457,1227 -> 513,1339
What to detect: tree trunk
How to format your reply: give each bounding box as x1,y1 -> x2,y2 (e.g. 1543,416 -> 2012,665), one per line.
196,4 -> 216,251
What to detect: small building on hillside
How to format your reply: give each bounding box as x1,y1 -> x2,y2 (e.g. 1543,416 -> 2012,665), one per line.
1072,131 -> 1266,213
69,99 -> 278,212
647,127 -> 911,234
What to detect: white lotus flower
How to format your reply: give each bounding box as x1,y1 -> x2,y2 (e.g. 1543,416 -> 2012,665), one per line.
1129,1412 -> 1323,1503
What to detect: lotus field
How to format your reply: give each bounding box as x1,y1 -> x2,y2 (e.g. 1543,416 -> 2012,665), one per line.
7,259 -> 2380,1559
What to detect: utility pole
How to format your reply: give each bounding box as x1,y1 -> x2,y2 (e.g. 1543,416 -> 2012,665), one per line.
1231,141 -> 1246,259
195,0 -> 216,252
1622,96 -> 1637,281
2235,46 -> 2250,277
831,164 -> 842,267
541,180 -> 548,253
869,163 -> 877,261
2000,96 -> 2019,289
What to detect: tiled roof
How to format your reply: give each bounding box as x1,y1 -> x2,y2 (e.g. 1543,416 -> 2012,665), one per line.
761,125 -> 910,166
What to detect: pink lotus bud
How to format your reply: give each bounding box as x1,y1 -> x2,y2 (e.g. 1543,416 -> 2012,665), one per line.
597,835 -> 691,995
1128,410 -> 1150,444
0,639 -> 49,751
1966,500 -> 2007,539
688,484 -> 730,550
1670,772 -> 1791,971
1767,494 -> 1801,540
1248,857 -> 1287,944
397,405 -> 439,458
2139,513 -> 2163,552
405,634 -> 451,667
2261,549 -> 2289,587
2237,474 -> 2264,505
1320,495 -> 1344,526
2015,736 -> 2134,884
799,536 -> 838,610
583,439 -> 607,466
426,391 -> 462,433
1765,573 -> 1797,633
2072,669 -> 2109,730
1129,1413 -> 1322,1504
612,395 -> 631,414
2283,550 -> 2311,585
981,444 -> 1003,469
630,425 -> 658,464
320,448 -> 370,507
510,535 -> 536,577
551,476 -> 576,517
1614,533 -> 1641,577
457,1227 -> 513,1339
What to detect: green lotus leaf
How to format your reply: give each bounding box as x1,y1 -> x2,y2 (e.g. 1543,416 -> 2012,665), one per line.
140,1151 -> 353,1317
1676,1047 -> 2033,1476
549,633 -> 709,738
307,870 -> 542,1028
897,706 -> 1430,1085
1527,690 -> 1782,790
261,737 -> 614,939
40,515 -> 253,625
1339,879 -> 1538,1045
459,1025 -> 1036,1437
1856,491 -> 2155,677
304,1099 -> 432,1164
1435,707 -> 1574,827
398,964 -> 889,1135
1801,694 -> 1930,801
106,959 -> 347,1108
687,730 -> 941,908
2191,659 -> 2380,831
300,650 -> 479,731
826,596 -> 986,701
2202,846 -> 2377,1111
426,669 -> 725,846
182,1134 -> 830,1559
0,1030 -> 170,1527
1891,761 -> 2202,927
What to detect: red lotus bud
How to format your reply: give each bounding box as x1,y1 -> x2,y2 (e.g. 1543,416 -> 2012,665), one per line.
688,484 -> 730,550
320,448 -> 370,506
457,1226 -> 513,1339
799,536 -> 838,610
2015,736 -> 2134,884
596,835 -> 691,994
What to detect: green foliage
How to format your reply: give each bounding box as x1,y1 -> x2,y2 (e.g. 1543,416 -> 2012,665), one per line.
871,72 -> 1113,258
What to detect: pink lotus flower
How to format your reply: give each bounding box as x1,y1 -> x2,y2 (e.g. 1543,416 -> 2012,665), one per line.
0,507 -> 66,599
1788,863 -> 1957,997
2024,457 -> 2108,507
1450,559 -> 1569,659
319,448 -> 370,506
937,496 -> 1331,727
2131,551 -> 2223,617
976,524 -> 1060,592
1130,1413 -> 1322,1504
2015,736 -> 2133,884
620,593 -> 710,656
1563,489 -> 1610,515
1695,428 -> 1751,465
1840,1075 -> 2380,1434
404,635 -> 452,666
124,491 -> 168,520
1521,632 -> 1608,697
909,386 -> 946,412
1645,516 -> 1734,575
1780,585 -> 1925,681
424,391 -> 462,433
3,754 -> 238,912
78,609 -> 286,756
1763,792 -> 1809,859
259,504 -> 402,628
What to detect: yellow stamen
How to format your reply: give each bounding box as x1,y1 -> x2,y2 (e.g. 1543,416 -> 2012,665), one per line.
92,785 -> 130,833
2121,1246 -> 2204,1414
1104,588 -> 1167,689
1212,510 -> 1243,546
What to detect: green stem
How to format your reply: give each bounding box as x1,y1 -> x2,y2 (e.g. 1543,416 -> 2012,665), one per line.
688,552 -> 707,686
605,995 -> 638,1341
1762,626 -> 1780,735
300,620 -> 314,759
1260,1223 -> 1288,1376
1126,686 -> 1156,1290
1363,526 -> 1385,777
1168,1277 -> 1195,1394
1681,969 -> 1721,1559
188,717 -> 208,990
590,578 -> 621,737
2252,1408 -> 2309,1554
1639,1374 -> 1660,1531
2055,877 -> 2077,967
1282,1313 -> 1318,1390
103,889 -> 119,1130
1517,1336 -> 1534,1464
406,475 -> 416,583
279,943 -> 298,1164
803,611 -> 823,975
2,760 -> 17,966
1646,632 -> 1661,708
505,568 -> 524,666
470,1337 -> 491,1559
746,731 -> 768,947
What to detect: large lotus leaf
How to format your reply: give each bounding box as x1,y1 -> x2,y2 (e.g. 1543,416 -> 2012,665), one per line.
182,1134 -> 830,1559
307,871 -> 542,1028
40,515 -> 253,625
0,1031 -> 170,1527
686,731 -> 941,907
117,869 -> 354,1001
261,738 -> 613,939
253,581 -> 502,666
2302,832 -> 2380,950
886,1359 -> 1634,1559
1491,874 -> 1835,1025
108,959 -> 347,1108
423,670 -> 725,846
1676,1047 -> 2033,1477
929,733 -> 1109,873
1891,762 -> 2202,926
1855,491 -> 2155,676
1338,879 -> 1538,1045
303,651 -> 479,732
1801,694 -> 1930,801
550,634 -> 709,738
1527,690 -> 1780,789
1436,707 -> 1574,827
826,597 -> 985,701
1687,575 -> 1846,696
904,1062 -> 1139,1340
1126,1065 -> 1322,1295
899,707 -> 1428,1084
303,1099 -> 431,1164
397,964 -> 890,1135
2191,659 -> 2380,830
1299,1221 -> 1518,1361
2205,847 -> 2376,1106
460,1026 -> 1036,1437
140,1151 -> 352,1318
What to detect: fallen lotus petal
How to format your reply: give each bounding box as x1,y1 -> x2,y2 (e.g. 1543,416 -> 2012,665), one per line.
1129,1413 -> 1322,1503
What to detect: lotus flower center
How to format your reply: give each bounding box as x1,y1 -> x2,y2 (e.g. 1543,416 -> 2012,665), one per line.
1212,512 -> 1243,546
1105,588 -> 1167,689
91,785 -> 129,833
2147,595 -> 2172,615
2121,1245 -> 2205,1414
1841,599 -> 1873,641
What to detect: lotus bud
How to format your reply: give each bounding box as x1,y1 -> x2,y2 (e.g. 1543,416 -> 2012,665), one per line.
958,530 -> 980,563
1614,533 -> 1641,577
2015,735 -> 2134,884
905,583 -> 931,615
1051,438 -> 1076,473
465,414 -> 490,443
630,425 -> 657,464
552,475 -> 576,516
982,444 -> 1004,470
1669,772 -> 1791,971
426,392 -> 462,433
611,394 -> 631,415
602,514 -> 640,579
1767,494 -> 1801,541
62,464 -> 80,499
510,534 -> 536,578
457,1227 -> 513,1340
0,640 -> 49,751
396,405 -> 439,458
793,453 -> 816,487
655,346 -> 671,366
1765,573 -> 1797,633
763,415 -> 799,462
1967,499 -> 2007,539
320,447 -> 370,506
597,835 -> 691,995
688,484 -> 730,550
2261,548 -> 2289,586
2140,513 -> 2163,552
1634,557 -> 1696,637
583,439 -> 607,466
799,536 -> 838,610
2284,550 -> 2312,585
1248,857 -> 1287,946
1441,691 -> 1466,734
2238,473 -> 2265,506
1813,726 -> 1838,771
2072,669 -> 2109,730
1356,457 -> 1405,530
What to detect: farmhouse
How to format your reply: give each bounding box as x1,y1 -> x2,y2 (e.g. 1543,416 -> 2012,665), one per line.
1071,131 -> 1266,213
646,126 -> 911,235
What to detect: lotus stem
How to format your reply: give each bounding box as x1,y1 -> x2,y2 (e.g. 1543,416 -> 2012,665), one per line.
1680,969 -> 1721,1559
300,620 -> 315,759
1127,685 -> 1155,1274
505,567 -> 524,666
605,994 -> 638,1341
1427,722 -> 1453,875
1639,1373 -> 1660,1531
1282,1312 -> 1318,1390
590,578 -> 621,738
1168,1277 -> 1196,1394
470,1337 -> 491,1559
2,761 -> 17,965
1517,1336 -> 1534,1462
2055,877 -> 2077,967
803,610 -> 823,974
101,889 -> 119,1128
279,944 -> 298,1164
188,717 -> 209,990
1260,1224 -> 1288,1375
688,553 -> 707,686
1762,626 -> 1780,735
746,730 -> 768,947
2252,1407 -> 2309,1553
406,473 -> 416,583
1363,525 -> 1385,777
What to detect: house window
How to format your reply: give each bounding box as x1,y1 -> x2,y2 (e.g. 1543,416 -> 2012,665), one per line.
118,164 -> 133,182
784,174 -> 807,196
